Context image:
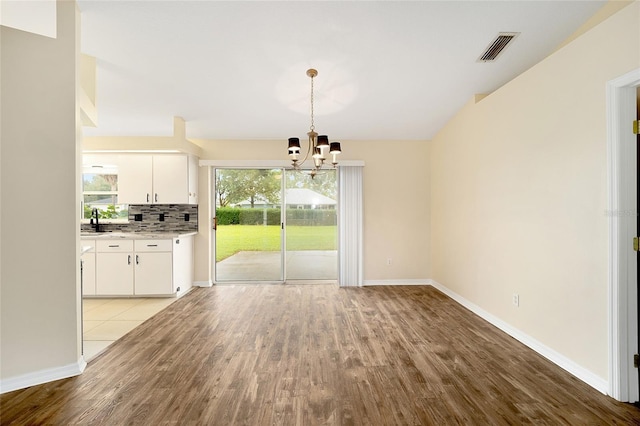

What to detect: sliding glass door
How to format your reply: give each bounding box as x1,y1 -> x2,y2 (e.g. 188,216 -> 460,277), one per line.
214,168 -> 284,282
213,167 -> 337,283
284,170 -> 338,281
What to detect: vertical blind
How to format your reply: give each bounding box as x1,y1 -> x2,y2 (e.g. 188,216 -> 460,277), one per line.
338,165 -> 363,287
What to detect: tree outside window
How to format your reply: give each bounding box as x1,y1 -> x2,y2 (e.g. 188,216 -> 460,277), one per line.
82,173 -> 128,219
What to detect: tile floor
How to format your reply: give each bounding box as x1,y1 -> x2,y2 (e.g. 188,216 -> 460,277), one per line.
83,297 -> 178,361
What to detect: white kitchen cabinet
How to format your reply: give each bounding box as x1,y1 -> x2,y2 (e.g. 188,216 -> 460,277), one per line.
134,252 -> 173,295
118,154 -> 194,204
172,236 -> 194,294
89,237 -> 193,297
97,254 -> 135,295
188,154 -> 198,204
81,240 -> 96,296
96,240 -> 134,295
152,155 -> 189,204
117,155 -> 153,204
134,240 -> 173,295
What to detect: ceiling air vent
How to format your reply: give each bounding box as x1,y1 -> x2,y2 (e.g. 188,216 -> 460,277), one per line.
478,32 -> 520,62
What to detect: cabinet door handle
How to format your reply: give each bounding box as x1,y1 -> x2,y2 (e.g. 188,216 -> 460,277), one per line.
147,193 -> 150,203
128,255 -> 131,265
109,245 -> 119,248
155,193 -> 158,203
146,244 -> 158,247
136,255 -> 139,265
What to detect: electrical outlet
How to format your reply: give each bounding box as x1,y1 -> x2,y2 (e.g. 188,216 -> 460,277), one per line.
512,293 -> 520,307
386,258 -> 392,265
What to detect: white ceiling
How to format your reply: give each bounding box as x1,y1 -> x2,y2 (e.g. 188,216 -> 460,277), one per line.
78,1 -> 606,141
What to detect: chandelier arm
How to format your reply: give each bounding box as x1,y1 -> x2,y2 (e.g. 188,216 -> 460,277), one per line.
296,134 -> 313,168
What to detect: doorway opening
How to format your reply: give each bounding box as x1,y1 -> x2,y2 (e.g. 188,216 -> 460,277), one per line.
213,168 -> 338,283
636,84 -> 640,400
607,68 -> 640,402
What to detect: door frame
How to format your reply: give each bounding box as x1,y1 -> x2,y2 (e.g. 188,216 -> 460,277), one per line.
201,159 -> 364,287
607,67 -> 640,402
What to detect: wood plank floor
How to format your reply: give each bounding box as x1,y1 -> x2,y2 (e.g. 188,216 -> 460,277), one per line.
2,285 -> 640,425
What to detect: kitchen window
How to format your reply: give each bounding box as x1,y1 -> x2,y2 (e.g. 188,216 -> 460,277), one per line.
82,166 -> 128,222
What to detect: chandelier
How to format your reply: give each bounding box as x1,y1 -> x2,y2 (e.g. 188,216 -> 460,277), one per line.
287,69 -> 341,175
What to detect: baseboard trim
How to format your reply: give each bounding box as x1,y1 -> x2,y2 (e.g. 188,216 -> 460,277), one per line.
0,357 -> 87,394
194,280 -> 213,288
429,280 -> 609,395
363,279 -> 430,286
176,285 -> 196,298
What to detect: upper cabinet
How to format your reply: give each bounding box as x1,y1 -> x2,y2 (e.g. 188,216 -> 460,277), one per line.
118,155 -> 153,204
83,153 -> 198,205
117,154 -> 197,205
152,155 -> 189,204
188,155 -> 198,204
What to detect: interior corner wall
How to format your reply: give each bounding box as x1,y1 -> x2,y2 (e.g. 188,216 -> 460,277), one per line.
0,0 -> 82,389
192,138 -> 431,284
430,2 -> 639,381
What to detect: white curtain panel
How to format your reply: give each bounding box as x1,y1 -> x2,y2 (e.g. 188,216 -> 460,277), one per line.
338,166 -> 363,287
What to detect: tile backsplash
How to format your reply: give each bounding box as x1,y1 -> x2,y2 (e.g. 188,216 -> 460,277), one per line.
81,204 -> 198,234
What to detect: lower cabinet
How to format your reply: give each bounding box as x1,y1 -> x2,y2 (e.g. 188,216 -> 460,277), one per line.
96,240 -> 135,296
97,252 -> 135,295
92,237 -> 191,297
133,240 -> 173,295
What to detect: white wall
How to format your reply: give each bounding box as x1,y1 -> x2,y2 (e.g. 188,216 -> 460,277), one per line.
190,138 -> 431,285
0,0 -> 57,38
430,2 -> 639,382
0,0 -> 83,391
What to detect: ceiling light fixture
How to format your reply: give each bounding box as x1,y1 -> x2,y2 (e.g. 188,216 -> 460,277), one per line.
287,69 -> 341,177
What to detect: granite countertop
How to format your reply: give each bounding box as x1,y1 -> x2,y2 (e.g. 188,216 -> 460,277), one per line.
80,232 -> 197,240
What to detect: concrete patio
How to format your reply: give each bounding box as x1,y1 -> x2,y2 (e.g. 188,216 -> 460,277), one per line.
215,250 -> 337,282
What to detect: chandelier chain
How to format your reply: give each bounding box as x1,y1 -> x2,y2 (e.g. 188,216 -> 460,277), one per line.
309,74 -> 315,132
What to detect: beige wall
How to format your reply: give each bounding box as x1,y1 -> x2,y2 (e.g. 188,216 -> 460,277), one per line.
1,1 -> 82,384
191,138 -> 431,284
83,117 -> 203,157
1,0 -> 634,395
430,2 -> 639,380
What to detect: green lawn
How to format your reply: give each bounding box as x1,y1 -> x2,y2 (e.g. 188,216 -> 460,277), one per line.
215,225 -> 337,262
